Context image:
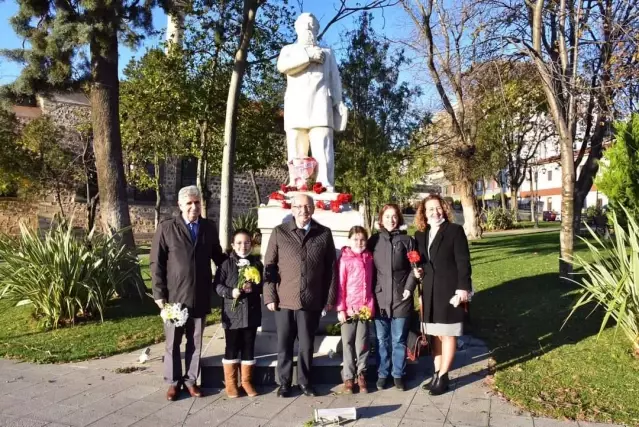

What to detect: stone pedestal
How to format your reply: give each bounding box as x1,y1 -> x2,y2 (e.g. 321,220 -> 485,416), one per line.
257,191 -> 363,336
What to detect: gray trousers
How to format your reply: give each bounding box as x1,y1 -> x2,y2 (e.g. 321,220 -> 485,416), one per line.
164,317 -> 204,386
341,320 -> 371,380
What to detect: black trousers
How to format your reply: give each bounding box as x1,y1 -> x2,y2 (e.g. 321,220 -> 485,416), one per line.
274,308 -> 321,386
224,327 -> 257,361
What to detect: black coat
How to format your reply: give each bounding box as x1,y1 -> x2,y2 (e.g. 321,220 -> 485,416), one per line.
368,229 -> 418,318
150,216 -> 226,318
214,253 -> 263,329
414,221 -> 472,324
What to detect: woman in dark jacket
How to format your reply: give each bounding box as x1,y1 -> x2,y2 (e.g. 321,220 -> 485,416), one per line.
368,204 -> 417,391
414,195 -> 472,395
215,229 -> 263,398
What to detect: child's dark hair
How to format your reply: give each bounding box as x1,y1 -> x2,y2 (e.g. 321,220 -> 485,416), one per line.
348,225 -> 368,240
232,228 -> 252,241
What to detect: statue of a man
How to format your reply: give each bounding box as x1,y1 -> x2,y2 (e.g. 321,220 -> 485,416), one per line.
277,13 -> 347,192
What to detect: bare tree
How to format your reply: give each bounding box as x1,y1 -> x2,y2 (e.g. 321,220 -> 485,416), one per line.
498,0 -> 638,274
400,0 -> 489,239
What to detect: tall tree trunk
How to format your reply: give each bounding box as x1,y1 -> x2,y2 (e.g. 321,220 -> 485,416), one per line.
219,0 -> 262,250
89,7 -> 143,297
165,9 -> 185,51
248,169 -> 261,206
529,169 -> 537,227
196,120 -> 209,217
458,177 -> 482,239
510,188 -> 518,219
499,185 -> 506,211
154,154 -> 162,229
54,183 -> 66,219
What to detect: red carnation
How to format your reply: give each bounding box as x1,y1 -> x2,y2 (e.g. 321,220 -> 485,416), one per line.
336,193 -> 353,203
281,201 -> 291,209
407,250 -> 421,266
315,200 -> 326,210
313,182 -> 326,194
269,192 -> 285,201
330,200 -> 341,213
280,184 -> 289,193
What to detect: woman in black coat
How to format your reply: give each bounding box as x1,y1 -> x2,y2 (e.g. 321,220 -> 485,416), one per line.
414,195 -> 472,395
368,204 -> 417,391
215,229 -> 263,398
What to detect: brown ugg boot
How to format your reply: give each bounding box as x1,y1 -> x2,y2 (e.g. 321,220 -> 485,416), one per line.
241,361 -> 258,397
223,360 -> 240,398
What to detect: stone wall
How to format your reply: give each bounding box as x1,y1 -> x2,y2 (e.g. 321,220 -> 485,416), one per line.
0,168 -> 288,236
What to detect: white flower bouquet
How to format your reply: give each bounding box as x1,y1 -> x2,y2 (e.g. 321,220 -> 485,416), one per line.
160,302 -> 189,327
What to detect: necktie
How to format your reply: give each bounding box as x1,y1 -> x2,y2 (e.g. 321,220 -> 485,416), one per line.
189,223 -> 197,243
296,228 -> 305,241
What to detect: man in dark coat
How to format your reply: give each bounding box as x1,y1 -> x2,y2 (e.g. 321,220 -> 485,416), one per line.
263,194 -> 337,397
151,185 -> 226,401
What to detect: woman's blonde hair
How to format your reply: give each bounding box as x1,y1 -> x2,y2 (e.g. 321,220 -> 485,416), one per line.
414,194 -> 453,232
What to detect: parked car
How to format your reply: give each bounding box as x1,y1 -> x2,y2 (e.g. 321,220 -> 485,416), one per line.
543,211 -> 558,221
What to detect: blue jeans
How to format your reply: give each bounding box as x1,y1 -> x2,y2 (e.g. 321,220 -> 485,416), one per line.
375,317 -> 409,379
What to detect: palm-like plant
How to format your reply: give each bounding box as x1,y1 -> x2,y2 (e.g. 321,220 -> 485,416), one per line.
564,208 -> 639,356
0,218 -> 142,329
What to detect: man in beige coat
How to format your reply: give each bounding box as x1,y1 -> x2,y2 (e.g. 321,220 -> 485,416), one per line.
263,194 -> 337,397
277,13 -> 347,192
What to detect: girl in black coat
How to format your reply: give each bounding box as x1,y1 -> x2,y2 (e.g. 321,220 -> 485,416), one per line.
368,204 -> 417,391
414,195 -> 472,396
215,229 -> 263,398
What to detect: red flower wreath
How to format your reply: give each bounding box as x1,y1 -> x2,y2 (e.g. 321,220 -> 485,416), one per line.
281,201 -> 291,209
313,182 -> 327,194
329,200 -> 341,213
269,192 -> 285,201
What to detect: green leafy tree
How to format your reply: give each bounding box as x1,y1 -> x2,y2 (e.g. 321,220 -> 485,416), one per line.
2,0 -> 164,274
597,114 -> 639,223
120,49 -> 190,228
336,14 -> 421,231
0,108 -> 23,196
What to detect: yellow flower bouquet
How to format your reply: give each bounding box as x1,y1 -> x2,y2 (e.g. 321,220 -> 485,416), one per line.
232,264 -> 261,310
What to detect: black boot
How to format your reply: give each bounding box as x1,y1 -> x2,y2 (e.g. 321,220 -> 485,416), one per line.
429,372 -> 449,396
422,371 -> 439,391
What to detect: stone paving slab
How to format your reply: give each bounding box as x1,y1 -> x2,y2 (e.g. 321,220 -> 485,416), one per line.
0,332 -> 628,427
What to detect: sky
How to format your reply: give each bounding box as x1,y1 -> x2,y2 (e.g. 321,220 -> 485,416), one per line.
0,1 -> 433,107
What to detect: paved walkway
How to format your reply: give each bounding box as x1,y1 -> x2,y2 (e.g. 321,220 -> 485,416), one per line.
0,330 -> 624,427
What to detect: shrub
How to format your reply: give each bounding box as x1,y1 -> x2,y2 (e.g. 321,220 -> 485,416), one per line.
232,211 -> 259,237
0,219 -> 142,329
484,208 -> 515,231
584,206 -> 603,224
564,207 -> 639,356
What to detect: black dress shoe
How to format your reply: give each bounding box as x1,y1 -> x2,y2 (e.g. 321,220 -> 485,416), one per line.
393,378 -> 405,391
429,372 -> 450,396
422,371 -> 439,391
299,384 -> 317,397
277,385 -> 291,398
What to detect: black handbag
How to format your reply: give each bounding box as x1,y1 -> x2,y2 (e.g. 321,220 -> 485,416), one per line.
406,280 -> 428,361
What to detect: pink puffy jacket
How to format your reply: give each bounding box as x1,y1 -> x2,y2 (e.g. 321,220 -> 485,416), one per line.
336,246 -> 375,317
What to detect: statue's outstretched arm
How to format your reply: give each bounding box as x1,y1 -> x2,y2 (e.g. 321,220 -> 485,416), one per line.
277,45 -> 311,76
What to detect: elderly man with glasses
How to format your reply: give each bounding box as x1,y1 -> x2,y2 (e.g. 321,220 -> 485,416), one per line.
263,194 -> 337,397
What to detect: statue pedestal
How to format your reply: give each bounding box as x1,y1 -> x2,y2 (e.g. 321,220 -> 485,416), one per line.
257,191 -> 363,334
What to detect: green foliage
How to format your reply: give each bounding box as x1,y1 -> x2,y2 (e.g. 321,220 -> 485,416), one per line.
0,218 -> 143,329
483,208 -> 515,231
584,205 -> 603,224
0,114 -> 80,200
597,113 -> 639,223
335,14 -> 423,230
325,323 -> 341,336
564,208 -> 639,355
232,211 -> 258,237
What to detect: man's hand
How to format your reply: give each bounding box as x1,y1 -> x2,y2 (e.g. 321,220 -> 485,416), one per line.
155,299 -> 165,310
242,282 -> 253,293
413,267 -> 424,279
456,290 -> 470,303
337,311 -> 347,324
232,288 -> 242,299
402,290 -> 411,301
267,302 -> 278,311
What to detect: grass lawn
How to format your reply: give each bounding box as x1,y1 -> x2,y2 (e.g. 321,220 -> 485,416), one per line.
470,231 -> 639,425
0,253 -> 220,364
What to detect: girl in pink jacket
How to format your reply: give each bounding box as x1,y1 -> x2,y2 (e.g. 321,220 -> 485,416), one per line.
336,226 -> 375,394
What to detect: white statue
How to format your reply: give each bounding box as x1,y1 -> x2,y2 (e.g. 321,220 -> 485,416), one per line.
277,13 -> 348,193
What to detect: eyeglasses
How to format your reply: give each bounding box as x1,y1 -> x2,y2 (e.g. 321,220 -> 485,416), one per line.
293,205 -> 313,211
